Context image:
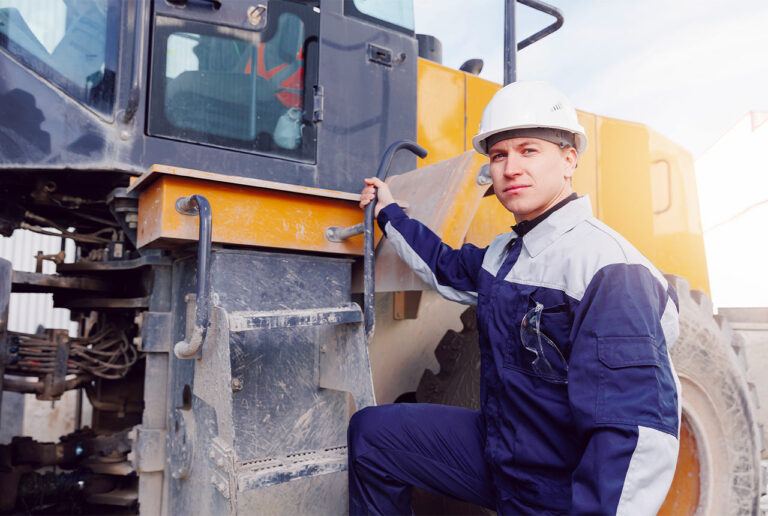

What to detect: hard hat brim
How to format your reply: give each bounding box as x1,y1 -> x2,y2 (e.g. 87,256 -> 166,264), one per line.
472,124 -> 587,156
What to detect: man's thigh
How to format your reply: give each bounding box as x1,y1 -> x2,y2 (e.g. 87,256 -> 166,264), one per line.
348,403 -> 495,510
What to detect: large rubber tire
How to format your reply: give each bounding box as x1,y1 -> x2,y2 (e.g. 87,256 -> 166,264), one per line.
663,274 -> 762,515
412,277 -> 762,515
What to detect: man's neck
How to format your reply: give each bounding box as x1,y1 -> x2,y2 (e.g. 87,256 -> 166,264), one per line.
511,193 -> 579,237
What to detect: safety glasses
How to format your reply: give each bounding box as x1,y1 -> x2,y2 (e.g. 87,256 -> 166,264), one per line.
520,303 -> 568,384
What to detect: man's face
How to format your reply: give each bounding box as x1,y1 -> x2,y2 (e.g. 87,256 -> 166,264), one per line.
488,137 -> 577,222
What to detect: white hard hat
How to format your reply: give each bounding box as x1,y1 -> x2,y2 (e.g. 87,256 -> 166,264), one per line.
472,80 -> 587,156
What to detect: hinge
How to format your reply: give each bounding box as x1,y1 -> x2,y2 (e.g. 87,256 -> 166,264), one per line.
209,437 -> 235,500
313,85 -> 324,123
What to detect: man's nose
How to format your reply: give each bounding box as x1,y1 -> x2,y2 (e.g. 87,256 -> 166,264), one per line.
503,157 -> 524,177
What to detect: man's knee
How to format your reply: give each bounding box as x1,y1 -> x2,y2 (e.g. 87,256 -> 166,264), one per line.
348,405 -> 389,452
349,404 -> 415,463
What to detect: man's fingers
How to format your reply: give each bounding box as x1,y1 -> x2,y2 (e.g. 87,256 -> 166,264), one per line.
364,177 -> 386,188
360,177 -> 393,213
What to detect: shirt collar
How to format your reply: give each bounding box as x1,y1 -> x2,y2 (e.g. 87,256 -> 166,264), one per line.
510,192 -> 578,237
511,195 -> 594,258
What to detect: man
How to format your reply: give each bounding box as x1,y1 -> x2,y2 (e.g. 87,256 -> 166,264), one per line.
349,81 -> 680,515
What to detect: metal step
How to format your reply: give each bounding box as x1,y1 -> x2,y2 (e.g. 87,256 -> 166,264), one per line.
237,445 -> 348,490
228,303 -> 362,331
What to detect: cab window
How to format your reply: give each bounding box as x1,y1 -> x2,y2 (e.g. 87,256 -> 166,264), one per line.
148,1 -> 318,162
345,0 -> 414,33
0,0 -> 119,116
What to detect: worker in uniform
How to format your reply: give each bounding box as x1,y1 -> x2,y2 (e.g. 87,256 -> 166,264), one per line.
350,81 -> 681,515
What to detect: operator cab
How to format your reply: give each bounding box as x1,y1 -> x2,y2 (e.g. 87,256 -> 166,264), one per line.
0,0 -> 419,192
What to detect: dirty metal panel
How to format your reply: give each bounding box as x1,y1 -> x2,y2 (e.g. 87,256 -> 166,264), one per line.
363,150 -> 489,292
167,249 -> 365,513
318,320 -> 376,411
167,398 -> 231,516
139,312 -> 172,353
210,250 -> 353,312
132,165 -> 383,254
229,325 -> 349,461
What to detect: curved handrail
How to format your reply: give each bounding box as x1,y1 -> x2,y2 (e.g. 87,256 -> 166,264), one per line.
173,195 -> 213,359
363,140 -> 427,341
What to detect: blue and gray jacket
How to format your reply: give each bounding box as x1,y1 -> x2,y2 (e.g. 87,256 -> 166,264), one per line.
377,195 -> 681,514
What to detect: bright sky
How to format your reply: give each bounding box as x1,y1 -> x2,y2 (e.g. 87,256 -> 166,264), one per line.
414,0 -> 768,157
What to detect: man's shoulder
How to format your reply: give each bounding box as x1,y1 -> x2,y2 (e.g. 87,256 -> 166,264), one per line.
518,216 -> 668,301
571,216 -> 667,284
573,217 -> 644,263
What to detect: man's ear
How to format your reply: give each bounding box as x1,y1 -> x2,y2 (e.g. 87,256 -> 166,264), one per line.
563,146 -> 578,179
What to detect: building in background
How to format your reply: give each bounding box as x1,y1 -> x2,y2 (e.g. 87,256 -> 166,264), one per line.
696,111 -> 768,309
697,113 -> 768,472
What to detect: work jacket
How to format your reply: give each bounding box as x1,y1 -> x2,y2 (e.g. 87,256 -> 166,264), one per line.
377,195 -> 680,514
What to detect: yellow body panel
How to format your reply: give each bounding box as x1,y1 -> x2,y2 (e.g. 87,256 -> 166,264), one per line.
416,58 -> 709,293
573,111 -> 599,218
649,131 -> 710,293
131,165 -> 374,255
463,194 -> 514,246
416,60 -> 466,167
594,117 -> 656,262
464,74 -> 502,152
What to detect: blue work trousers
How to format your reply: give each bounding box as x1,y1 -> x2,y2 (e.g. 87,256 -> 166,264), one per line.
348,403 -> 525,515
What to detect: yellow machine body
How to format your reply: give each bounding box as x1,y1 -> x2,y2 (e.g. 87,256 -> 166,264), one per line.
129,164 -> 376,256
416,58 -> 710,294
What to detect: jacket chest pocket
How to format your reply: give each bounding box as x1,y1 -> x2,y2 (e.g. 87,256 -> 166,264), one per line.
502,296 -> 572,383
595,336 -> 675,432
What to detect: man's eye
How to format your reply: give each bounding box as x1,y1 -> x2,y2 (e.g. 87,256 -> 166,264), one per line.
522,148 -> 537,155
491,153 -> 505,161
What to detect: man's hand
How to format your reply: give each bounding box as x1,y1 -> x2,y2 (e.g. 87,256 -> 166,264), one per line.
359,177 -> 395,217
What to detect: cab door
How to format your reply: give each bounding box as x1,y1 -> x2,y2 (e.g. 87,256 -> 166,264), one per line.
145,0 -> 321,186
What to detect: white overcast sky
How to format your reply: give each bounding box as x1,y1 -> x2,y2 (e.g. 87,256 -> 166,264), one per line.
414,0 -> 768,157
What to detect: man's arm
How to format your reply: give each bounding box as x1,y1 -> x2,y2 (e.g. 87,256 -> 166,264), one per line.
359,178 -> 486,305
568,263 -> 680,515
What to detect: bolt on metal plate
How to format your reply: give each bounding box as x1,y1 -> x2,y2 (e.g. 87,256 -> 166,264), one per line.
231,377 -> 244,392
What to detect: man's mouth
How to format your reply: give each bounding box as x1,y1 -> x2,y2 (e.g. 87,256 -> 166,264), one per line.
505,185 -> 530,193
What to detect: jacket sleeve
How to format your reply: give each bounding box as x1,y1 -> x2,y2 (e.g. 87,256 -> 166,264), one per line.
377,203 -> 487,305
568,263 -> 680,515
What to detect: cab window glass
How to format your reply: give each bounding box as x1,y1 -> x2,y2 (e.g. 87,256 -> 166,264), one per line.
149,2 -> 318,162
0,0 -> 118,116
346,0 -> 414,32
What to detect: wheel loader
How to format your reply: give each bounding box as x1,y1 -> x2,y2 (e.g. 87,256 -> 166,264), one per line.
0,0 -> 761,514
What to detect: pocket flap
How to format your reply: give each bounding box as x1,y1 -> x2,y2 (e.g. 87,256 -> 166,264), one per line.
597,336 -> 659,368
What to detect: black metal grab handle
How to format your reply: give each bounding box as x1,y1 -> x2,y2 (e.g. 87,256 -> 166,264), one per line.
173,195 -> 213,359
516,0 -> 564,51
364,140 -> 427,341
